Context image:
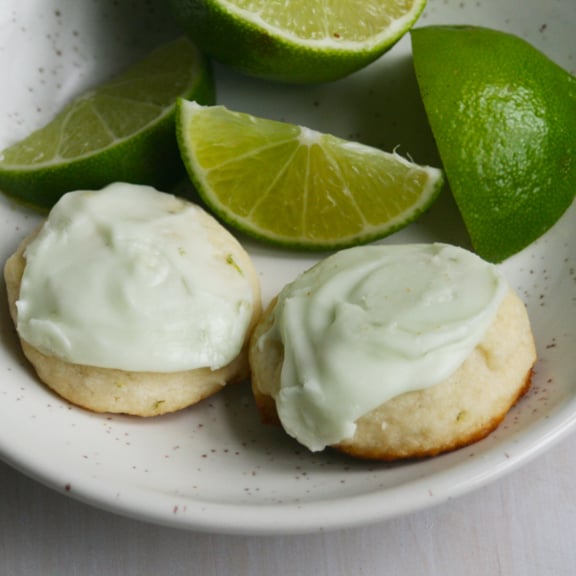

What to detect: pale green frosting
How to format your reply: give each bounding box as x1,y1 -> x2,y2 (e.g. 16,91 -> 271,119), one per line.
16,183 -> 255,372
257,243 -> 508,451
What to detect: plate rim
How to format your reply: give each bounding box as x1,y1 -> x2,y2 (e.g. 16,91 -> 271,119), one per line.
1,389 -> 575,535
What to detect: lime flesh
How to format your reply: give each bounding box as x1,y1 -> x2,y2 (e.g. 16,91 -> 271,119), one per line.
176,101 -> 443,249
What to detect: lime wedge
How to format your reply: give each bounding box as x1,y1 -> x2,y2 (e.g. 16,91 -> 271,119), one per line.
170,0 -> 428,83
411,25 -> 576,262
176,101 -> 443,249
0,37 -> 215,210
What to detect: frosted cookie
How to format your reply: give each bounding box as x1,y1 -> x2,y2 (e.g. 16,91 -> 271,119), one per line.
249,243 -> 536,460
4,183 -> 261,416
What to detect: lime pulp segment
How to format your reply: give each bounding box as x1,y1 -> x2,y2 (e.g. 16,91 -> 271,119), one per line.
212,0 -> 425,45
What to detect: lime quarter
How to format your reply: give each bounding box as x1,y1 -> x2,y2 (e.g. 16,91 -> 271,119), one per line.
411,25 -> 576,263
0,37 -> 215,210
175,101 -> 443,250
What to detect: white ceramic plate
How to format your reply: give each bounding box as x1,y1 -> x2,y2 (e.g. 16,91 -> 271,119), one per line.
0,0 -> 575,535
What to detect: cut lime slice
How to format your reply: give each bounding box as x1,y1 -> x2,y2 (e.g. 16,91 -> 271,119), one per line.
176,101 -> 443,249
0,37 -> 215,210
170,0 -> 428,83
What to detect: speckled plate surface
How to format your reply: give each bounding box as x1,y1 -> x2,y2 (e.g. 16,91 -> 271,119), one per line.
0,0 -> 575,535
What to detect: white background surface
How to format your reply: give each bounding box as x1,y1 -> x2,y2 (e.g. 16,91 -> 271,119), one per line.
1,434 -> 575,575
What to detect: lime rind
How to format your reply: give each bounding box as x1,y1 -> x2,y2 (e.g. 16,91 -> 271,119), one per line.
176,100 -> 444,250
411,25 -> 576,263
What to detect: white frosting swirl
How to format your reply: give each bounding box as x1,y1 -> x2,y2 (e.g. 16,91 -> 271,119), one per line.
257,243 -> 508,451
16,183 -> 255,372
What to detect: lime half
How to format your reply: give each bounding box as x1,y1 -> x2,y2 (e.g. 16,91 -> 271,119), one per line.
176,101 -> 443,249
170,0 -> 428,83
0,37 -> 215,210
